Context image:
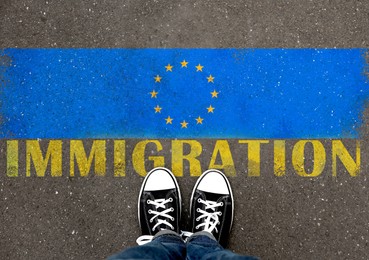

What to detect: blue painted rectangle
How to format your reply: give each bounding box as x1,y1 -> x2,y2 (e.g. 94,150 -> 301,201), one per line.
0,49 -> 368,138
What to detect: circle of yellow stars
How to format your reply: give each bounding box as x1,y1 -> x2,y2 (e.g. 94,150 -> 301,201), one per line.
149,60 -> 220,129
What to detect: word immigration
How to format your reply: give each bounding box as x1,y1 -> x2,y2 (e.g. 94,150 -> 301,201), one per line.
1,139 -> 360,178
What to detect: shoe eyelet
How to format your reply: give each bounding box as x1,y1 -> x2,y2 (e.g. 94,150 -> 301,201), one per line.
196,208 -> 200,212
197,198 -> 201,203
220,202 -> 224,206
196,217 -> 200,221
170,207 -> 174,212
150,219 -> 153,223
195,225 -> 199,230
168,198 -> 173,202
148,209 -> 152,214
219,212 -> 222,216
147,200 -> 151,204
171,217 -> 174,221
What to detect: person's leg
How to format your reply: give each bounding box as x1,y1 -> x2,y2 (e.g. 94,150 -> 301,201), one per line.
108,230 -> 186,260
186,231 -> 258,260
186,169 -> 258,260
107,167 -> 185,260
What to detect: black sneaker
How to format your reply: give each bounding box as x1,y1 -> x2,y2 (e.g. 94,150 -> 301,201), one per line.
137,167 -> 181,243
190,169 -> 234,247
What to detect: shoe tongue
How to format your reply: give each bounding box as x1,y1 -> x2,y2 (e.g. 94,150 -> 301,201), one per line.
147,189 -> 175,201
199,190 -> 228,203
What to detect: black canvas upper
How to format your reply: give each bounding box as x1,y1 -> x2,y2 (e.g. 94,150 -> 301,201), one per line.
139,188 -> 181,235
190,189 -> 233,247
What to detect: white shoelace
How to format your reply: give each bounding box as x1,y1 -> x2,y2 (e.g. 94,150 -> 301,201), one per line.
136,231 -> 192,245
195,198 -> 223,233
136,235 -> 154,245
136,198 -> 174,245
136,198 -> 223,245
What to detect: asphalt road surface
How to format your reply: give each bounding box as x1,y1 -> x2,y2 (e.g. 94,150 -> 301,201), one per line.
1,1 -> 369,259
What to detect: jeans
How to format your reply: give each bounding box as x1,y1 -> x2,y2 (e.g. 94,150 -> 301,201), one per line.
108,231 -> 258,260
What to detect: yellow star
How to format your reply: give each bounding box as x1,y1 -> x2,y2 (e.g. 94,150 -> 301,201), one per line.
207,75 -> 214,83
154,105 -> 162,113
196,116 -> 204,124
207,105 -> 215,113
150,90 -> 158,98
210,90 -> 219,98
165,64 -> 173,72
180,120 -> 188,128
165,116 -> 173,124
154,75 -> 162,83
180,60 -> 188,68
196,64 -> 204,72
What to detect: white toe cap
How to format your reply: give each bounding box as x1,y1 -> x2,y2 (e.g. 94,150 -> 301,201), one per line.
197,170 -> 230,195
144,168 -> 176,191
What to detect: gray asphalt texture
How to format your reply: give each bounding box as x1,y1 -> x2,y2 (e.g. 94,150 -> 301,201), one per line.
1,1 -> 369,259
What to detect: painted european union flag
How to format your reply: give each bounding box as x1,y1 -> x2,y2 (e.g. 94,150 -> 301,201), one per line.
0,49 -> 368,138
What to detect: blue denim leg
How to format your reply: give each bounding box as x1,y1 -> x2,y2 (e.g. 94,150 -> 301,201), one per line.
186,232 -> 259,260
107,231 -> 186,260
